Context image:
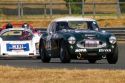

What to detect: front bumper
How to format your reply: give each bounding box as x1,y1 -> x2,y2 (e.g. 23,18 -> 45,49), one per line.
75,48 -> 112,53
74,48 -> 112,57
68,43 -> 116,59
70,48 -> 113,60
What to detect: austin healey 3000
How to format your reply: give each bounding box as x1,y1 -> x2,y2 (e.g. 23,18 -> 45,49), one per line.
39,17 -> 118,64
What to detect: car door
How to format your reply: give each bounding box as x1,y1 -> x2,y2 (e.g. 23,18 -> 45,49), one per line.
46,22 -> 59,57
50,21 -> 71,57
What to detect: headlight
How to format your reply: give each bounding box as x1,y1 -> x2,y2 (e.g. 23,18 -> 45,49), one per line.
35,43 -> 39,50
109,36 -> 116,44
0,38 -> 2,43
68,36 -> 76,44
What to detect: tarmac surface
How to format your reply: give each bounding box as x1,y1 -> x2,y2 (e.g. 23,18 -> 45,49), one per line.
0,43 -> 124,70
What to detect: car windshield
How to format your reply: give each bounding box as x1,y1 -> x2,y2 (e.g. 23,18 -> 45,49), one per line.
68,21 -> 99,30
0,30 -> 33,41
56,22 -> 70,31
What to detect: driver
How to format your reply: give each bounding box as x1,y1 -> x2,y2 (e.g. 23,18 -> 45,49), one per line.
22,23 -> 30,29
6,23 -> 13,29
20,31 -> 31,40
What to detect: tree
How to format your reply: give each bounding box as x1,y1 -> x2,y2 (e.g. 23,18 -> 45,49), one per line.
64,0 -> 85,14
119,0 -> 125,13
119,0 -> 125,2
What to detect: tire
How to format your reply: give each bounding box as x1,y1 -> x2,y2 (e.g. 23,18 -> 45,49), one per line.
39,40 -> 51,63
60,41 -> 71,63
107,45 -> 118,64
88,59 -> 96,64
36,56 -> 41,59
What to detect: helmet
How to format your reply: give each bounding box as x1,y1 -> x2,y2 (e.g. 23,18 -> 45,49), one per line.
22,23 -> 30,29
6,23 -> 13,29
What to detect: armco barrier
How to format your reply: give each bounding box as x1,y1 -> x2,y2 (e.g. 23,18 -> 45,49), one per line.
36,27 -> 125,41
102,28 -> 125,41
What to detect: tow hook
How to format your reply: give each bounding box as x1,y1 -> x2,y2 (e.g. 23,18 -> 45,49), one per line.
77,53 -> 84,59
102,55 -> 106,59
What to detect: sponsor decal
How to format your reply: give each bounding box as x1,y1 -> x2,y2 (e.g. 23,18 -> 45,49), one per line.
99,49 -> 111,52
75,49 -> 87,52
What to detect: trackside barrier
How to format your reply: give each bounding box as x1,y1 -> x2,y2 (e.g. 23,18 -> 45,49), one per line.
36,27 -> 125,41
102,28 -> 125,41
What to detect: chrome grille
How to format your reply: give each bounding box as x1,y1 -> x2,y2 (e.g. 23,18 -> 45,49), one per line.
76,39 -> 107,49
84,40 -> 99,48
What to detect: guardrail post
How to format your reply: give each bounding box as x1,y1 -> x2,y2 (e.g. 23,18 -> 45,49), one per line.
21,1 -> 24,17
82,0 -> 84,16
68,1 -> 72,15
116,0 -> 121,17
50,1 -> 53,17
44,4 -> 47,17
93,1 -> 96,18
18,0 -> 21,18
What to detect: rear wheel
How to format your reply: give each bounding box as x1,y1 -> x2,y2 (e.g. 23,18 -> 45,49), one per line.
107,45 -> 118,64
39,41 -> 51,63
60,41 -> 71,63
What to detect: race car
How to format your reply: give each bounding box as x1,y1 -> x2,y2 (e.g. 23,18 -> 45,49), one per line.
0,24 -> 40,58
39,16 -> 118,64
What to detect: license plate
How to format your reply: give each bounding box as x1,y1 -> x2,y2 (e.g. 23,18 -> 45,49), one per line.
6,43 -> 29,51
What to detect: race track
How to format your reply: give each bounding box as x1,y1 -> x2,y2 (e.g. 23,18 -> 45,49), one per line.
0,43 -> 125,69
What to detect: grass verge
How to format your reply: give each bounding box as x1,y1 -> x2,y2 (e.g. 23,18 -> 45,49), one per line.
0,66 -> 125,83
0,15 -> 125,28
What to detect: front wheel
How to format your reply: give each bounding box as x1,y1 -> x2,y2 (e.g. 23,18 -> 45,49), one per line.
39,41 -> 51,63
107,45 -> 118,64
60,41 -> 71,63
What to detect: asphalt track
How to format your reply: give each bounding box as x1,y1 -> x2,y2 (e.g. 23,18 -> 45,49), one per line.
0,43 -> 125,70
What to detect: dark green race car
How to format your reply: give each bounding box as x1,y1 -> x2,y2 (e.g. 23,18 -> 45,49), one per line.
39,17 -> 118,64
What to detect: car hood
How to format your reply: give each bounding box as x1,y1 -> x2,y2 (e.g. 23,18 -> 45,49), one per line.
59,29 -> 112,41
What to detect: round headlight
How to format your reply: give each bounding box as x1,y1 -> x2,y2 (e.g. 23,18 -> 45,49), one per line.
109,36 -> 116,44
68,36 -> 76,44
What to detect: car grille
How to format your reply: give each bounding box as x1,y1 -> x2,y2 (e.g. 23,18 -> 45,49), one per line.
77,39 -> 106,49
84,40 -> 99,48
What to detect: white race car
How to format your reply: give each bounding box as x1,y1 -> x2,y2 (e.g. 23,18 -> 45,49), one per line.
0,28 -> 40,58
